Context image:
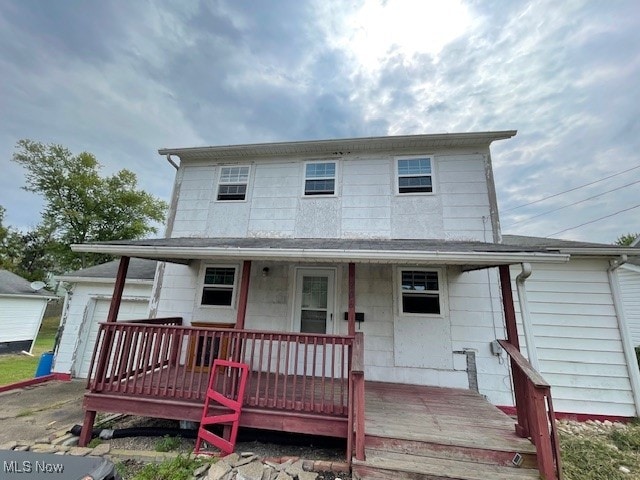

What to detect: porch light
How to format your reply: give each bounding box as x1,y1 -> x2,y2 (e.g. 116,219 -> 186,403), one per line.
262,267 -> 270,277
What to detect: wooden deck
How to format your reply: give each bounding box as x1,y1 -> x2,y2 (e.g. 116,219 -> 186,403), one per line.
84,367 -> 350,436
353,382 -> 541,480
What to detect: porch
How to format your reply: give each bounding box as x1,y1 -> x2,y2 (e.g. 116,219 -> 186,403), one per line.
81,319 -> 363,448
74,252 -> 564,479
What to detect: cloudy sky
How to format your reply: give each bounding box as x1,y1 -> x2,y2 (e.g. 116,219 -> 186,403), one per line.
0,0 -> 638,244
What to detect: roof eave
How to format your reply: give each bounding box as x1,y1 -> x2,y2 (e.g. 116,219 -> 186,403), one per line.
555,247 -> 640,256
54,275 -> 154,284
0,293 -> 57,300
158,131 -> 517,160
71,243 -> 568,266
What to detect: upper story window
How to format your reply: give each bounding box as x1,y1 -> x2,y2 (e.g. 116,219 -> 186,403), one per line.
304,162 -> 336,196
399,269 -> 442,315
217,166 -> 250,201
200,266 -> 237,306
396,157 -> 433,194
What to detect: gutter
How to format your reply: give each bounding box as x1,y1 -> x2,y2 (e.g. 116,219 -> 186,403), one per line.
515,263 -> 540,371
70,244 -> 570,265
607,255 -> 640,416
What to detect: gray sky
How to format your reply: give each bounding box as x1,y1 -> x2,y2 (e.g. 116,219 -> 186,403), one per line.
0,0 -> 638,243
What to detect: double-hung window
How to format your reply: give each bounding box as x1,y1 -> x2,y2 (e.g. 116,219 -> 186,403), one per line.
399,269 -> 441,315
397,157 -> 433,194
200,266 -> 237,306
304,162 -> 336,196
217,166 -> 250,201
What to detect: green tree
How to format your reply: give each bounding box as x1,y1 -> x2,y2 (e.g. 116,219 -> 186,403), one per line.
615,233 -> 639,246
12,140 -> 168,271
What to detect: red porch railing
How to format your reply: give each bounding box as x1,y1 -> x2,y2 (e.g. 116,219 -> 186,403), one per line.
499,339 -> 563,480
87,320 -> 354,416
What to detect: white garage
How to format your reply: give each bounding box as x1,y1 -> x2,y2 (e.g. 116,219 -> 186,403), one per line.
53,259 -> 157,379
0,270 -> 56,354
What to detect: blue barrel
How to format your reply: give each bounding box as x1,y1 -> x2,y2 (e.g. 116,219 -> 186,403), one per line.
35,351 -> 54,377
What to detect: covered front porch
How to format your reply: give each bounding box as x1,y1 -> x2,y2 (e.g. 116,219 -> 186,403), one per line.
73,237 -> 567,479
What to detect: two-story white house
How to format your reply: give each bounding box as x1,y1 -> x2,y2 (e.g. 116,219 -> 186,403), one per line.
70,131 -> 639,479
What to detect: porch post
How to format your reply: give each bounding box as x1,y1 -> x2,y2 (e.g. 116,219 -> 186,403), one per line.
81,256 -> 129,446
498,264 -> 519,349
106,256 -> 130,323
235,260 -> 251,330
499,264 -> 529,437
348,262 -> 356,336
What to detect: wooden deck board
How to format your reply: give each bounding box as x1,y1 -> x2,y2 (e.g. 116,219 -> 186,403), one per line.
355,450 -> 541,480
363,382 -> 537,454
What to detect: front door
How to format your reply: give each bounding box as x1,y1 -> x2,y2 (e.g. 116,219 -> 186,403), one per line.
293,268 -> 335,334
288,268 -> 336,378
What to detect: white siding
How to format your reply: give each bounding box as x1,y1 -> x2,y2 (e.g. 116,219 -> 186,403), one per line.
173,149 -> 494,241
510,260 -> 636,417
52,282 -> 152,377
0,296 -> 48,343
619,265 -> 640,346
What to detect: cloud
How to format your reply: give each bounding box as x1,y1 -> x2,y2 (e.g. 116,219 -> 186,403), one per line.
0,0 -> 638,243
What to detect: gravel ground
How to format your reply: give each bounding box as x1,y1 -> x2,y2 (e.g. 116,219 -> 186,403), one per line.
101,415 -> 350,478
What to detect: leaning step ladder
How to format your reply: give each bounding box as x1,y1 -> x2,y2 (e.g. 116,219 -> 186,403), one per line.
194,359 -> 249,456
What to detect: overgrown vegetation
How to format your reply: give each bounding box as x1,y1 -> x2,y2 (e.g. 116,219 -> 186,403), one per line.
123,455 -> 207,480
154,435 -> 182,452
560,423 -> 640,479
0,315 -> 57,385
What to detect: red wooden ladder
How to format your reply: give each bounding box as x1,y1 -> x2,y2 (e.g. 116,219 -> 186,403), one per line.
194,359 -> 249,456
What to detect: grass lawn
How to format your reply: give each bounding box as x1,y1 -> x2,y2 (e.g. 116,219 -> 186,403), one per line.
0,315 -> 59,386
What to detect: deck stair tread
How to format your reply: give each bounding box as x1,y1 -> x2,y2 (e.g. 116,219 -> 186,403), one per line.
355,382 -> 542,480
363,438 -> 537,469
353,450 -> 541,480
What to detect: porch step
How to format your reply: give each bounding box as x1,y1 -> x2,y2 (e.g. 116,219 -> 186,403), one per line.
364,435 -> 537,469
353,449 -> 541,480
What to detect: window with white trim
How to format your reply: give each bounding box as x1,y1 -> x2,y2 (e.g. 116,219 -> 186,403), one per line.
397,157 -> 433,194
217,166 -> 250,201
304,162 -> 336,196
200,266 -> 237,306
399,269 -> 441,315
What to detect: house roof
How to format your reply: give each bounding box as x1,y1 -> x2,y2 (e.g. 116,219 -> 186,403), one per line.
56,258 -> 157,283
502,234 -> 640,256
158,131 -> 517,162
71,236 -> 569,267
0,270 -> 56,298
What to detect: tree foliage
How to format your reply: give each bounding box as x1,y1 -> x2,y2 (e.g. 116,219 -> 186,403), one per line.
615,233 -> 639,246
9,140 -> 168,272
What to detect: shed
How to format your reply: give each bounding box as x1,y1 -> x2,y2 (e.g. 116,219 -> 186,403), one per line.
53,258 -> 157,378
0,270 -> 56,354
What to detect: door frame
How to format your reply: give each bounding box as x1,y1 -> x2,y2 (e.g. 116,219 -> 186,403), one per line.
291,267 -> 338,335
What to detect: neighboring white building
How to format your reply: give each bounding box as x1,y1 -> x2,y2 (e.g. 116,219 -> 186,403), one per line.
74,131 -> 640,418
0,270 -> 56,354
503,236 -> 640,417
52,259 -> 156,378
619,259 -> 640,346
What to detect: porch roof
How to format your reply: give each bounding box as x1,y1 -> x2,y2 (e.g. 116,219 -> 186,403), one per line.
71,237 -> 569,267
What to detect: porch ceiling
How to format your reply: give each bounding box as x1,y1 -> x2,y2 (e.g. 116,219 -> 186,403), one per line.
71,237 -> 569,267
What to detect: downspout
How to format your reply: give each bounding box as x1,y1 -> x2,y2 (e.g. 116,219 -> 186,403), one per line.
515,263 -> 540,371
148,154 -> 181,319
607,255 -> 640,415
